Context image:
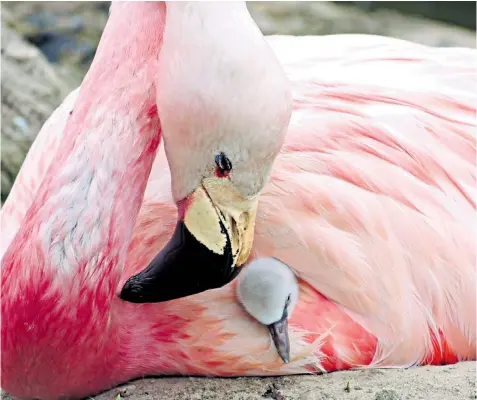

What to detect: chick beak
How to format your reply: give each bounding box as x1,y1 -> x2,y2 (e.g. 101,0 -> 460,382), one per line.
268,313 -> 291,364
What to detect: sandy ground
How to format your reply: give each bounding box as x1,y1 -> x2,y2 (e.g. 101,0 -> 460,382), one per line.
5,363 -> 473,400
88,362 -> 476,400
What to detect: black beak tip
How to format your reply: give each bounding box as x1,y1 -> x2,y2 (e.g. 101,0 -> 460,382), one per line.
119,276 -> 146,303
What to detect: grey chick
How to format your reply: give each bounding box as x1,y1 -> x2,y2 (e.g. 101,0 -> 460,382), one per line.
236,257 -> 299,363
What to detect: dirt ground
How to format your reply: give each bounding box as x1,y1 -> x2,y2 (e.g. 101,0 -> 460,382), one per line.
88,362 -> 476,400
4,362 -> 470,400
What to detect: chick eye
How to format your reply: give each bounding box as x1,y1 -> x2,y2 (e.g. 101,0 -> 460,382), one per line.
215,152 -> 232,177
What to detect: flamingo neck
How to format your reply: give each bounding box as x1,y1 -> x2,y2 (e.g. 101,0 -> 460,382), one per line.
1,3 -> 167,398
6,2 -> 163,280
2,1 -> 165,319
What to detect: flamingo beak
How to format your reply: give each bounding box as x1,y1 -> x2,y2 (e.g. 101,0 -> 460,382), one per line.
268,310 -> 291,364
120,178 -> 258,303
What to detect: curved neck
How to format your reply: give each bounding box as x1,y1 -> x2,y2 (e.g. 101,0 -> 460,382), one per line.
2,1 -> 165,322
1,4 -> 167,398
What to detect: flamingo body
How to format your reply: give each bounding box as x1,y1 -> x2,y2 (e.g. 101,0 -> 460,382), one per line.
1,3 -> 476,399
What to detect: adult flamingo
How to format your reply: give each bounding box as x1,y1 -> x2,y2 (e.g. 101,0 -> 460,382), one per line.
1,2 -> 475,399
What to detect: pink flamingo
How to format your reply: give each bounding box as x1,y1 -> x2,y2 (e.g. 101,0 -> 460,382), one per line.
1,2 -> 475,399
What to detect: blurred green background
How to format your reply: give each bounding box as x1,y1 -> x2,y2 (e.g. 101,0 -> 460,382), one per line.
1,1 -> 476,203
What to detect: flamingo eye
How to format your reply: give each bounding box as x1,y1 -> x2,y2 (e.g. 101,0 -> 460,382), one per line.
215,152 -> 232,177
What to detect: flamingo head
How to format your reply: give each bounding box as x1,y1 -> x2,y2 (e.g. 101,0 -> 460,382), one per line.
120,3 -> 292,303
236,257 -> 299,363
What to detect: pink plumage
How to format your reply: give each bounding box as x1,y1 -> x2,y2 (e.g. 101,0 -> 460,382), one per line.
1,2 -> 475,400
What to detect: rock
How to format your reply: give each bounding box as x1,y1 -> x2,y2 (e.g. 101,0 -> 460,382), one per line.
263,383 -> 286,400
344,2 -> 476,31
1,1 -> 109,70
0,21 -> 80,204
246,2 -> 475,48
118,384 -> 137,397
375,389 -> 402,400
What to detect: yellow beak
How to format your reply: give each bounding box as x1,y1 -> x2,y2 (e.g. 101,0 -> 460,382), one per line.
186,177 -> 258,267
